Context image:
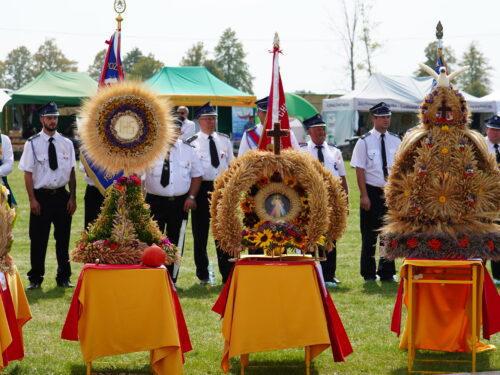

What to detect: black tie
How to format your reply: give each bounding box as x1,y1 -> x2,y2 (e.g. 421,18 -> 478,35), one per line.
494,144 -> 500,164
160,155 -> 170,187
48,137 -> 58,170
209,135 -> 220,168
380,133 -> 388,179
316,145 -> 324,164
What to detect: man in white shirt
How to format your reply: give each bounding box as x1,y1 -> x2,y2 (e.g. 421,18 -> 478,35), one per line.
301,114 -> 348,288
351,102 -> 401,283
238,96 -> 300,156
144,119 -> 203,282
19,102 -> 77,290
484,115 -> 500,285
176,106 -> 196,141
0,132 -> 15,206
187,102 -> 234,284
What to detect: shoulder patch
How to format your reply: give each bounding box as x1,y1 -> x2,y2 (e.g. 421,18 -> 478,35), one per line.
360,133 -> 371,140
327,142 -> 336,147
185,135 -> 198,144
28,133 -> 40,142
244,126 -> 257,133
182,140 -> 195,148
216,132 -> 230,138
299,143 -> 308,148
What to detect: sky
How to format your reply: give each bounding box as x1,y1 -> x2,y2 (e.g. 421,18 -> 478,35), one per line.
2,0 -> 500,97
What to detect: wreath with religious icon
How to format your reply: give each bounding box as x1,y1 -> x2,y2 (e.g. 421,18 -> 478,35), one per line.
210,149 -> 348,257
78,81 -> 177,175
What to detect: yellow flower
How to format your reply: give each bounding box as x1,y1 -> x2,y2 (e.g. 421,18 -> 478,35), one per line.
254,229 -> 273,248
403,190 -> 410,197
256,176 -> 270,187
441,125 -> 449,131
300,196 -> 310,207
284,176 -> 297,187
240,197 -> 255,213
438,195 -> 446,203
441,148 -> 449,154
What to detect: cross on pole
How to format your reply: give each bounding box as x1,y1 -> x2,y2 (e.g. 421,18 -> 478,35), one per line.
437,99 -> 452,121
266,121 -> 289,155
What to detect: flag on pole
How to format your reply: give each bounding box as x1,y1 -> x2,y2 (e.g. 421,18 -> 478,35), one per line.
258,33 -> 292,151
98,30 -> 124,86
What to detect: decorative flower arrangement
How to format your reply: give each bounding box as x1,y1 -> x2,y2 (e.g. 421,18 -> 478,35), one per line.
71,176 -> 178,265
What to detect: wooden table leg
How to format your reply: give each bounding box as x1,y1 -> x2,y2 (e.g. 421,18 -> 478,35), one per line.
240,353 -> 249,375
305,346 -> 311,375
86,361 -> 91,375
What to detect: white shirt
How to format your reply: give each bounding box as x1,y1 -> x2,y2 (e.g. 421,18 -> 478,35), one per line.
350,128 -> 401,187
188,131 -> 234,181
300,140 -> 346,178
179,118 -> 196,141
238,123 -> 300,156
79,161 -> 95,186
19,131 -> 76,189
485,135 -> 500,160
144,140 -> 203,196
0,134 -> 14,178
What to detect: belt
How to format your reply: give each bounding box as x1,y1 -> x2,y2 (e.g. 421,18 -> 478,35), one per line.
147,193 -> 186,201
36,187 -> 66,195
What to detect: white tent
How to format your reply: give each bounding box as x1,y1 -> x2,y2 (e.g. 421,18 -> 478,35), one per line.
0,91 -> 11,111
323,73 -> 496,146
477,90 -> 500,115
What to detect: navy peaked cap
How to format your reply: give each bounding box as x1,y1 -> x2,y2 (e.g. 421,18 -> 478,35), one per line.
303,113 -> 326,130
255,96 -> 269,112
38,102 -> 59,117
485,115 -> 500,129
194,102 -> 217,119
369,102 -> 391,116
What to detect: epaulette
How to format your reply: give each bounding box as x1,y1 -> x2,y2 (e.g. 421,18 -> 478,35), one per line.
216,132 -> 230,138
327,142 -> 336,147
182,140 -> 195,148
388,131 -> 402,140
244,126 -> 257,133
28,133 -> 40,142
185,135 -> 198,144
360,132 -> 371,140
299,143 -> 308,148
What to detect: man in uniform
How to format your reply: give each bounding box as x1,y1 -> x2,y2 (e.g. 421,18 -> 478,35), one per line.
176,106 -> 196,141
300,114 -> 348,288
484,115 -> 500,285
143,119 -> 203,283
187,103 -> 234,284
19,102 -> 77,289
79,163 -> 105,229
350,102 -> 401,283
238,96 -> 300,156
0,131 -> 15,206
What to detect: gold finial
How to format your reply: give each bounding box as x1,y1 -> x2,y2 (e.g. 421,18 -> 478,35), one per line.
114,0 -> 126,29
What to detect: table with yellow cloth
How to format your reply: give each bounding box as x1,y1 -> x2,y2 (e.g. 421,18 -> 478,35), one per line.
0,266 -> 32,369
391,259 -> 500,353
61,264 -> 192,375
212,260 -> 352,372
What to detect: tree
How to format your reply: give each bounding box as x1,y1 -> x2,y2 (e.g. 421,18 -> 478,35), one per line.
4,46 -> 33,89
32,39 -> 77,77
180,42 -> 208,66
128,54 -> 163,81
0,61 -> 6,88
214,28 -> 253,93
123,47 -> 143,74
414,41 -> 457,77
457,42 -> 491,97
87,49 -> 107,81
359,1 -> 380,75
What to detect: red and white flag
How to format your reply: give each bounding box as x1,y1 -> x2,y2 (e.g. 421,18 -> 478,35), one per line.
258,33 -> 292,151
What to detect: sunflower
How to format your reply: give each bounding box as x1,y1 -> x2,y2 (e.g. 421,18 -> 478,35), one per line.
240,197 -> 255,213
300,196 -> 310,208
254,229 -> 273,248
284,176 -> 298,187
273,231 -> 288,246
256,176 -> 270,187
293,235 -> 306,248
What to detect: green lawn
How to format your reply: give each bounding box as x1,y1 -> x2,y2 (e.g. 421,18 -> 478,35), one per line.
2,161 -> 499,374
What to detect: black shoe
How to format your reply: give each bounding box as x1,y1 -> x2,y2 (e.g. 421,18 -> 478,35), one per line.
57,281 -> 74,288
364,278 -> 376,283
380,277 -> 397,283
333,277 -> 342,284
27,282 -> 41,290
199,279 -> 209,285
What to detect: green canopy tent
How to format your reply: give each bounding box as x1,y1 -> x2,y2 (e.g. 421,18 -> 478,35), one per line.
285,92 -> 318,122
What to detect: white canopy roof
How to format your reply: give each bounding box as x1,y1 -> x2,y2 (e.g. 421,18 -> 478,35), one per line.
323,73 -> 496,113
0,91 -> 11,112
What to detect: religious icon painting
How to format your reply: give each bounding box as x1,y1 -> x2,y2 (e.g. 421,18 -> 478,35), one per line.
254,183 -> 301,222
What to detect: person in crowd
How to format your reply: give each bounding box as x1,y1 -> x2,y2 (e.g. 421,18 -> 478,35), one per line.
186,103 -> 234,284
143,119 -> 203,283
19,102 -> 77,289
176,106 -> 196,141
238,96 -> 300,156
0,130 -> 16,206
484,115 -> 500,285
350,102 -> 401,283
300,114 -> 348,288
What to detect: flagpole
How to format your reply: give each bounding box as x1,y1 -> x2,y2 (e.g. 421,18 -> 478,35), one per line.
435,21 -> 448,71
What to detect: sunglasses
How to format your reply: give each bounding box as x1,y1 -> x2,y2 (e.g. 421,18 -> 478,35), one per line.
177,111 -> 187,114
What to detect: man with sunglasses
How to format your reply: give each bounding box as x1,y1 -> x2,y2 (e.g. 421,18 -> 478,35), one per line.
176,106 -> 196,141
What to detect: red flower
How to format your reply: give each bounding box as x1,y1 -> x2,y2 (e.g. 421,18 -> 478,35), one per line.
391,240 -> 397,249
110,243 -> 118,250
458,237 -> 469,248
130,175 -> 141,186
406,238 -> 418,248
486,240 -> 495,252
427,238 -> 442,251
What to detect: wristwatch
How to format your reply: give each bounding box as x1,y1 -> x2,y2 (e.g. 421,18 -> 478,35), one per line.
188,194 -> 196,200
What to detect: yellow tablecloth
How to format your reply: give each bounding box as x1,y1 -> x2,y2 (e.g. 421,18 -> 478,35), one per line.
71,267 -> 184,374
219,263 -> 332,372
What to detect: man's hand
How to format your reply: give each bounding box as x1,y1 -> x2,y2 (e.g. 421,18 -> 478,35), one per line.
184,197 -> 197,212
29,198 -> 41,216
67,197 -> 77,216
360,195 -> 371,211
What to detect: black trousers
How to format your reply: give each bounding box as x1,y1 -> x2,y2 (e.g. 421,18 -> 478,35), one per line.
191,181 -> 234,283
84,185 -> 105,229
360,184 -> 395,280
28,188 -> 72,284
491,261 -> 500,280
146,193 -> 187,282
319,241 -> 337,283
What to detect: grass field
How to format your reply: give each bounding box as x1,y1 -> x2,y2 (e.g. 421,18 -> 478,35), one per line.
2,161 -> 499,374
